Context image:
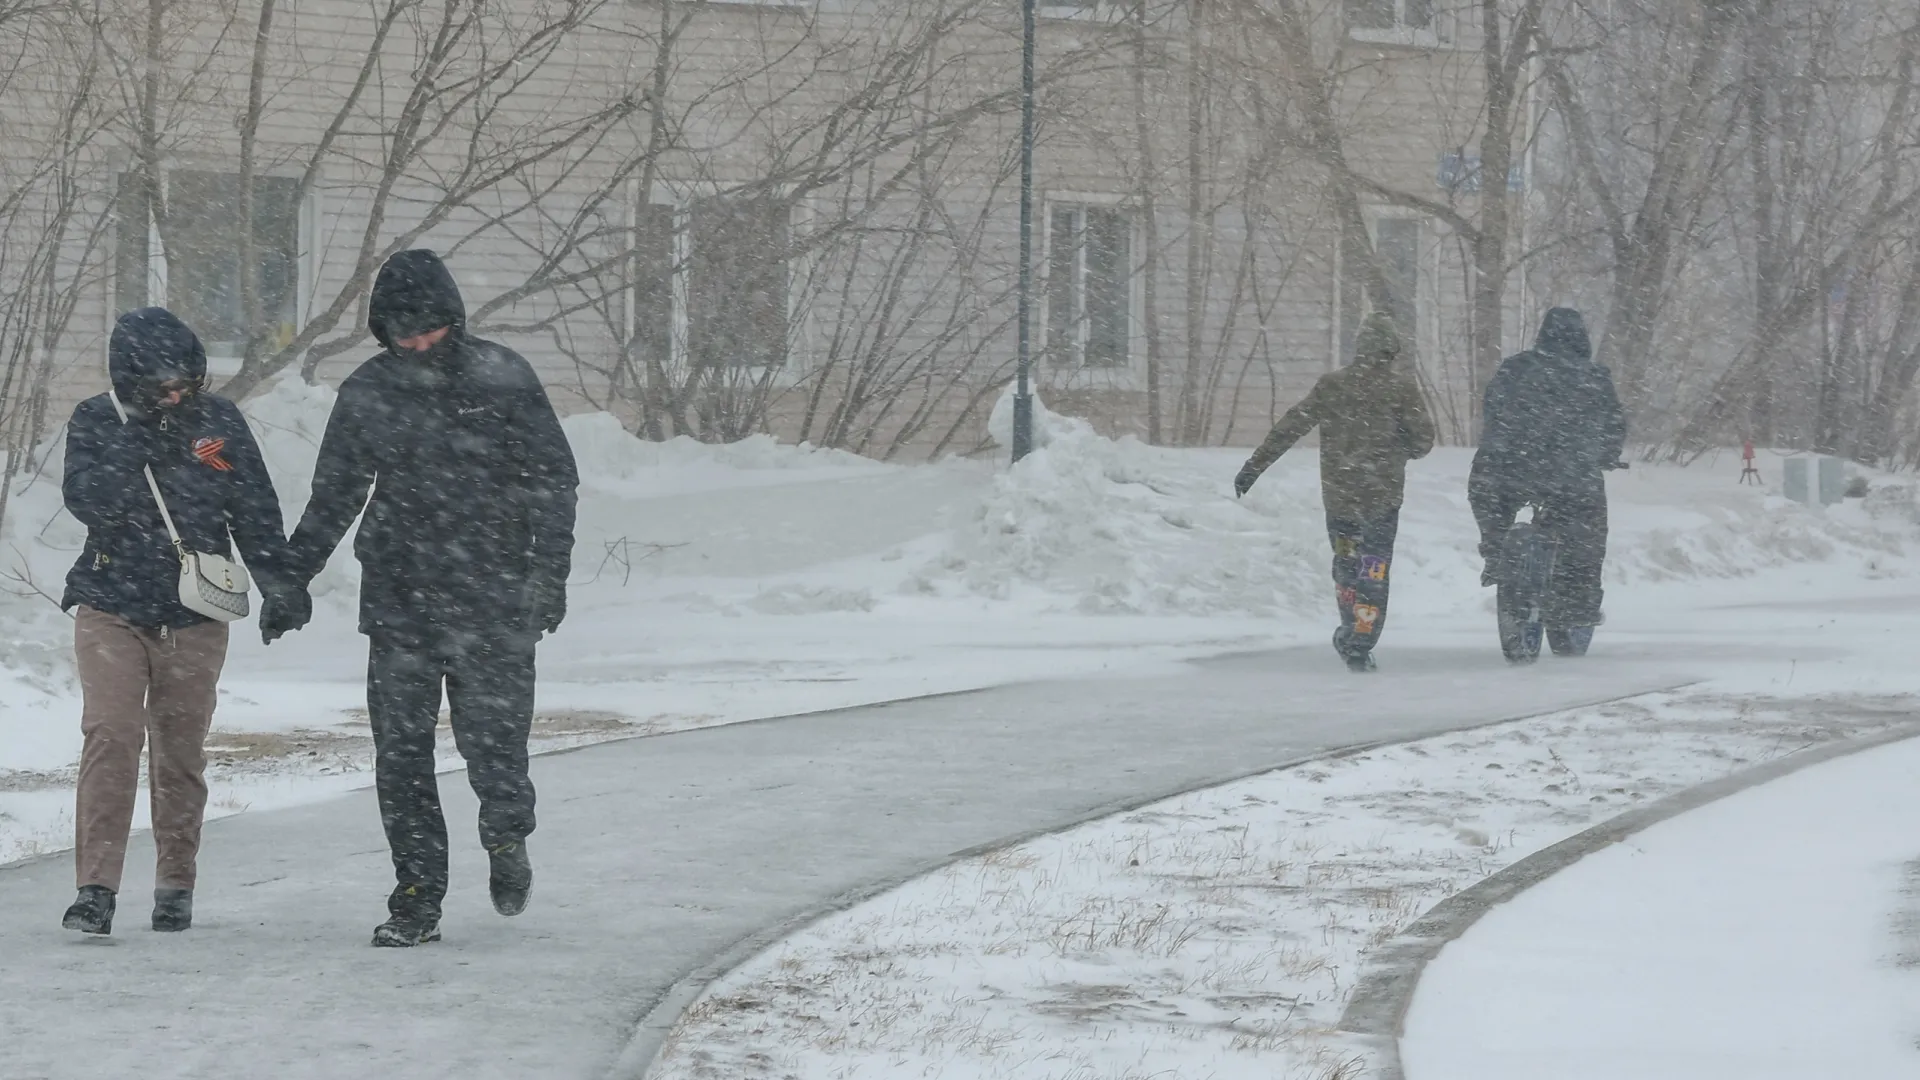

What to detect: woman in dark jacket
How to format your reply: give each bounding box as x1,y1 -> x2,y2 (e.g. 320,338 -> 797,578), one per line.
58,307 -> 310,935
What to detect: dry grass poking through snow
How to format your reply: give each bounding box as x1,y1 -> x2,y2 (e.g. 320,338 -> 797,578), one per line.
650,691 -> 1916,1080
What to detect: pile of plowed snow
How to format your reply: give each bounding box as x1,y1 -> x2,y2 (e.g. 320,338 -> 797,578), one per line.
4,378 -> 1918,675
913,389 -> 1920,618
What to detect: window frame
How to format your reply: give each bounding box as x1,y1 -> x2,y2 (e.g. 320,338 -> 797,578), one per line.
1345,0 -> 1460,49
1036,0 -> 1128,25
1357,207 -> 1438,368
112,163 -> 316,377
1040,193 -> 1142,382
628,180 -> 802,380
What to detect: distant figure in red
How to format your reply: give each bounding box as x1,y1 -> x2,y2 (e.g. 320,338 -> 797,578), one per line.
1740,441 -> 1760,485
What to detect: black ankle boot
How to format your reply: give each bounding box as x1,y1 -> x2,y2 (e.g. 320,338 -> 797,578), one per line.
62,885 -> 116,935
152,888 -> 193,932
488,841 -> 532,917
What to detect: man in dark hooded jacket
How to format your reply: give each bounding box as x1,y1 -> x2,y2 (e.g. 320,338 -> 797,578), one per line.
284,249 -> 579,947
1235,311 -> 1436,672
59,307 -> 308,936
1469,307 -> 1627,636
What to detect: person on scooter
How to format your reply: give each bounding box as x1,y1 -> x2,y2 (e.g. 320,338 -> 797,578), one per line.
1235,311 -> 1435,673
1469,307 -> 1627,650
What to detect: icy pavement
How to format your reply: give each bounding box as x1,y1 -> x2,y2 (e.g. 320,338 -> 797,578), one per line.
0,645 -> 1694,1080
1403,731 -> 1920,1079
646,688 -> 1917,1080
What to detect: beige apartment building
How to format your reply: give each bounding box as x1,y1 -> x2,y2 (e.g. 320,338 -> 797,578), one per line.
0,0 -> 1530,466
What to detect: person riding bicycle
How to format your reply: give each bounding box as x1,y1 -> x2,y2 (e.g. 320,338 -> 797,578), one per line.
1469,307 -> 1627,641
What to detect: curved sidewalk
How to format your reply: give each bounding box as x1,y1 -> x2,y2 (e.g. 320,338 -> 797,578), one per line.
1402,732 -> 1920,1079
0,645 -> 1692,1080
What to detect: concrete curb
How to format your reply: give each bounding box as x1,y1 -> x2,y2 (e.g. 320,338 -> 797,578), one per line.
1335,720 -> 1920,1080
602,681 -> 1699,1080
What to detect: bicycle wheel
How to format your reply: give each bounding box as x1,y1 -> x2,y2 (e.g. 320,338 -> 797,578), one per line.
1497,582 -> 1542,663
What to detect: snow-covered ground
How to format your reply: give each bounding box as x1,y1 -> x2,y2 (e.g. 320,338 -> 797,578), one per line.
3,379 -> 1917,865
5,381 -> 1920,1077
1403,733 -> 1920,1080
643,688 -> 1920,1080
628,406 -> 1920,1079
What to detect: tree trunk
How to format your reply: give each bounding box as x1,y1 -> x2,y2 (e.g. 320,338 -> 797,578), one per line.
1178,0 -> 1208,445
1470,0 -> 1530,436
1132,0 -> 1164,445
235,0 -> 279,387
1743,0 -> 1782,446
1594,0 -> 1743,410
1860,244 -> 1920,464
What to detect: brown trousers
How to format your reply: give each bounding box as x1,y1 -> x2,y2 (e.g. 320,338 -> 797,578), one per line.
73,606 -> 229,893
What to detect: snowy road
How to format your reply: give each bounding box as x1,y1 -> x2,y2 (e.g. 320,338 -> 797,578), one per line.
1402,731 -> 1920,1079
0,644 -> 1697,1080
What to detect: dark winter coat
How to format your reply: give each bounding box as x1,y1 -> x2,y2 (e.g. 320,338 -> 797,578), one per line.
1239,311 -> 1437,522
1472,308 -> 1628,497
287,250 -> 579,645
62,308 -> 295,630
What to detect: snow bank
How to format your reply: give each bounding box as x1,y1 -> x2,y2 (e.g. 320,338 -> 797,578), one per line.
917,399 -> 1332,617
0,374 -> 894,686
564,412 -> 883,498
915,411 -> 1920,618
984,385 -> 1089,451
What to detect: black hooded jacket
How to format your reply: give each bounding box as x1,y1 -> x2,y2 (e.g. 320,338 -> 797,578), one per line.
287,250 -> 579,643
1473,308 -> 1628,495
62,308 -> 294,629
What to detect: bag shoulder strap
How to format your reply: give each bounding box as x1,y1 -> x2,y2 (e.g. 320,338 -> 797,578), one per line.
109,389 -> 186,555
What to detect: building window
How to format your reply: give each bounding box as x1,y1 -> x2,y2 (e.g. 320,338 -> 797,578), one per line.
689,196 -> 790,370
116,170 -> 302,357
1346,0 -> 1433,31
1374,217 -> 1423,361
1046,204 -> 1131,368
633,194 -> 791,372
1037,0 -> 1119,21
629,202 -> 676,377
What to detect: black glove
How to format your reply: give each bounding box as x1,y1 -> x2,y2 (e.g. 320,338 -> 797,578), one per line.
259,585 -> 313,645
529,578 -> 566,636
1234,466 -> 1259,499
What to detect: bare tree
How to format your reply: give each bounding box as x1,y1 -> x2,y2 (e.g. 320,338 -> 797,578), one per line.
0,0 -> 122,533
1542,0 -> 1747,419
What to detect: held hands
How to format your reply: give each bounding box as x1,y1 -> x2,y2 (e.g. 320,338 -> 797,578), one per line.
259,585 -> 314,645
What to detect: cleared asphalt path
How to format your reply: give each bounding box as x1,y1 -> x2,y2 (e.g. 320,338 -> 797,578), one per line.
0,645 -> 1696,1079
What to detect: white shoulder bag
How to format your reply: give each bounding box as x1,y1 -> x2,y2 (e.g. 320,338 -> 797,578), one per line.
109,390 -> 251,622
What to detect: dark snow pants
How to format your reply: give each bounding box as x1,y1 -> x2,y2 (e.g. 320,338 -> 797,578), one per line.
1469,472 -> 1610,627
367,632 -> 538,916
1327,507 -> 1401,659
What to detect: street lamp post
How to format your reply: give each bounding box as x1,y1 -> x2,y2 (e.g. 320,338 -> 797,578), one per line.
1011,0 -> 1037,463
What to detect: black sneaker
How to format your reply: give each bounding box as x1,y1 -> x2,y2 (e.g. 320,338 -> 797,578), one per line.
488,841 -> 532,917
62,885 -> 116,935
372,911 -> 442,948
152,888 -> 193,932
1344,651 -> 1378,673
